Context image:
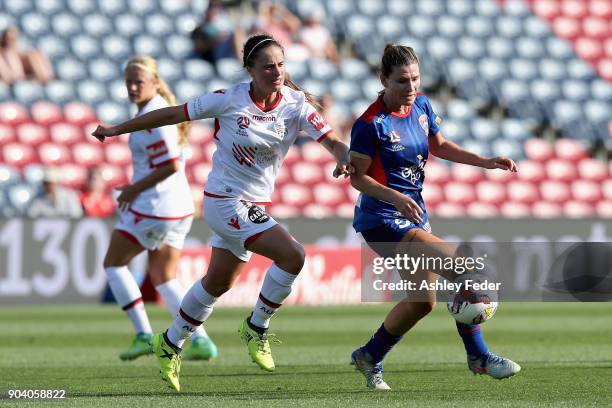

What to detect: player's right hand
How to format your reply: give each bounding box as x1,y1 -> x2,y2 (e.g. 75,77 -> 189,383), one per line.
91,125 -> 119,143
392,195 -> 423,225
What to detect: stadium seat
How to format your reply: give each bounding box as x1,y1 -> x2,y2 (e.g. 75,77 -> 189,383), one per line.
301,141 -> 332,164
421,183 -> 444,208
182,144 -> 204,165
570,180 -> 602,204
546,36 -> 575,61
103,35 -> 132,61
546,159 -> 578,182
516,160 -> 546,183
104,143 -> 131,166
279,183 -> 313,208
434,202 -> 466,217
563,201 -> 595,218
96,101 -> 130,124
114,14 -> 141,37
330,78 -> 360,102
38,142 -> 71,166
191,162 -> 212,186
596,201 -> 612,218
64,102 -> 98,126
444,181 -> 476,205
532,201 -> 563,218
461,139 -> 492,158
52,12 -> 81,38
525,139 -> 555,161
59,163 -> 88,189
157,58 -> 182,84
134,35 -> 164,58
466,15 -> 495,38
175,79 -> 208,103
552,16 -> 581,41
72,142 -> 104,167
336,202 -> 355,217
0,102 -> 30,126
45,80 -> 77,104
561,79 -> 590,102
166,34 -> 193,60
540,180 -> 572,204
466,202 -> 499,218
501,119 -> 534,142
339,58 -> 371,81
303,203 -> 335,219
98,163 -> 128,187
83,13 -> 113,37
0,124 -> 16,144
313,183 -> 347,207
145,14 -> 174,37
554,139 -> 589,162
274,165 -> 290,187
0,164 -> 21,188
71,35 -> 101,60
425,160 -> 451,184
31,101 -> 64,126
67,0 -> 96,15
269,204 -> 301,218
17,122 -> 49,145
7,183 -> 37,215
451,163 -> 484,184
89,59 -> 119,82
2,143 -> 37,167
577,158 -> 607,182
22,163 -> 45,185
291,162 -> 325,185
500,202 -> 531,217
13,81 -> 45,105
507,180 -> 539,204
476,180 -> 507,206
491,139 -> 525,161
77,80 -> 108,105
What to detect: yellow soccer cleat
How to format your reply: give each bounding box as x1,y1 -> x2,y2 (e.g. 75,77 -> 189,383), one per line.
238,318 -> 280,372
150,332 -> 182,392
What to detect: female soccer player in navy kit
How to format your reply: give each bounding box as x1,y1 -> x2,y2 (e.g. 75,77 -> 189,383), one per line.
93,34 -> 353,392
349,44 -> 521,390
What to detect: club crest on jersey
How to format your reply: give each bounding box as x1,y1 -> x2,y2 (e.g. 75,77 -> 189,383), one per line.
237,116 -> 250,130
419,114 -> 429,134
307,111 -> 326,131
274,120 -> 287,138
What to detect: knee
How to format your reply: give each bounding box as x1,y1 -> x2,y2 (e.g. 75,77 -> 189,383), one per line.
203,277 -> 232,297
414,300 -> 436,318
278,242 -> 305,274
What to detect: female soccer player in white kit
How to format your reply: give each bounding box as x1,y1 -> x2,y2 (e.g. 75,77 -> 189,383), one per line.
92,35 -> 353,391
98,56 -> 218,362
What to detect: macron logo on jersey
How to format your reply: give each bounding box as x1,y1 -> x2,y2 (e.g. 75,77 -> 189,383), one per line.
232,142 -> 257,167
307,111 -> 326,131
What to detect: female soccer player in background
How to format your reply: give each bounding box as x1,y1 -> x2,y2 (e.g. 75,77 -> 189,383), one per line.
92,35 -> 353,392
349,44 -> 521,390
97,56 -> 217,362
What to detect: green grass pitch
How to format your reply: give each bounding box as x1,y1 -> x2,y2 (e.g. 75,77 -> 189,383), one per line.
1,303 -> 610,407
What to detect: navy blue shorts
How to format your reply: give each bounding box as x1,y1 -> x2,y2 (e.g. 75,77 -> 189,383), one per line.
361,217 -> 431,258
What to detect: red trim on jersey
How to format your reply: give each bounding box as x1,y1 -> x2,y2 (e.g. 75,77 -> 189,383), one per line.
316,130 -> 332,143
128,208 -> 194,220
121,297 -> 143,311
150,157 -> 178,168
245,231 -> 264,247
204,191 -> 271,205
367,150 -> 388,186
180,308 -> 203,325
146,140 -> 167,150
149,150 -> 169,160
146,129 -> 152,134
183,103 -> 191,121
213,118 -> 220,140
116,229 -> 142,246
360,97 -> 386,124
249,83 -> 283,112
213,89 -> 226,94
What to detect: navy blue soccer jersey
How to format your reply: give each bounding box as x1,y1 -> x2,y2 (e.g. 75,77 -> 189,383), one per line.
349,93 -> 442,232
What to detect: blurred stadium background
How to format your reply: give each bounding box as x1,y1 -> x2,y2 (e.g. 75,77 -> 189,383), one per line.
0,0 -> 611,405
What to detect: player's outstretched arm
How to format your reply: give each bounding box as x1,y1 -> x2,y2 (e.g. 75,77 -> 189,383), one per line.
320,131 -> 355,178
91,105 -> 188,142
429,131 -> 518,172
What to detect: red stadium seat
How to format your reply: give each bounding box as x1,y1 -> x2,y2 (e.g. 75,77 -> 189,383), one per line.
268,203 -> 301,218
540,180 -> 572,203
275,164 -> 290,186
451,163 -> 484,184
554,139 -> 589,162
434,202 -> 466,217
203,143 -> 216,163
98,163 -> 128,187
31,101 -> 64,126
291,161 -> 325,185
284,145 -> 302,167
562,0 -> 588,18
485,168 -> 516,183
596,201 -> 612,218
602,179 -> 612,200
577,158 -> 607,182
570,180 -> 602,204
64,102 -> 98,125
563,200 -> 595,218
590,0 -> 612,19
0,123 -> 16,144
507,180 -> 540,204
313,182 -> 347,207
2,143 -> 37,167
466,202 -> 499,218
597,58 -> 612,82
582,16 -> 609,40
476,181 -> 507,206
50,122 -> 83,145
191,162 -> 212,186
182,144 -> 204,165
500,202 -> 531,218
301,141 -> 332,164
104,143 -> 132,166
425,160 -> 451,184
279,183 -> 313,207
531,0 -> 561,20
444,181 -> 476,205
303,203 -> 335,218
546,159 -> 577,182
516,160 -> 546,183
575,37 -> 604,63
336,202 -> 355,217
0,102 -> 29,126
190,185 -> 203,208
38,142 -> 72,166
532,201 -> 563,218
58,163 -> 88,189
421,183 -> 444,208
525,139 -> 554,162
188,123 -> 214,146
72,142 -> 104,167
347,185 -> 361,203
16,122 -> 49,145
552,16 -> 581,40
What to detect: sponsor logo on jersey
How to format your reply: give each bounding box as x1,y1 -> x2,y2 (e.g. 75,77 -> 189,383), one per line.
307,111 -> 326,131
419,114 -> 429,134
228,217 -> 241,230
237,116 -> 251,129
247,204 -> 270,224
252,114 -> 276,122
231,142 -> 257,167
400,159 -> 426,184
387,130 -> 401,144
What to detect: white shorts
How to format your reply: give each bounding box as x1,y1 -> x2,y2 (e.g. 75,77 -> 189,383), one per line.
204,196 -> 277,261
115,210 -> 193,251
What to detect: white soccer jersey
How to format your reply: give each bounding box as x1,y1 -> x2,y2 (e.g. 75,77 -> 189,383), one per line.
128,94 -> 194,218
184,82 -> 332,202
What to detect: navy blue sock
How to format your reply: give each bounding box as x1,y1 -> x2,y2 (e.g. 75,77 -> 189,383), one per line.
456,322 -> 489,357
363,323 -> 403,364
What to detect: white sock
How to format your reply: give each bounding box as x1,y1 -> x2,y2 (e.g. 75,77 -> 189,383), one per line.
249,264 -> 297,329
106,266 -> 152,334
167,281 -> 217,348
156,279 -> 209,340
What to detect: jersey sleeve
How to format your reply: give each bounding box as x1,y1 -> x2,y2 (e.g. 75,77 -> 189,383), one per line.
349,120 -> 378,159
298,101 -> 332,142
423,96 -> 442,136
184,89 -> 229,121
146,125 -> 180,168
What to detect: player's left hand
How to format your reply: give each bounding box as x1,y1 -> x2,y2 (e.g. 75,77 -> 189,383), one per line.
115,185 -> 139,212
333,161 -> 355,178
484,156 -> 518,172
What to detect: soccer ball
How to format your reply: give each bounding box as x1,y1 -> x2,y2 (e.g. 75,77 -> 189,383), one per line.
447,290 -> 498,325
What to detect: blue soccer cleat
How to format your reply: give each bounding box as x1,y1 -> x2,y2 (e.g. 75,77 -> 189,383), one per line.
468,352 -> 521,379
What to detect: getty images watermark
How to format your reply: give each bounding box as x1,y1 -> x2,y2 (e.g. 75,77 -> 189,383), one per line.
361,242 -> 612,302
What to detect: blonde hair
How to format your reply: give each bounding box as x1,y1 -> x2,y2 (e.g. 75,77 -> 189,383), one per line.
125,55 -> 190,146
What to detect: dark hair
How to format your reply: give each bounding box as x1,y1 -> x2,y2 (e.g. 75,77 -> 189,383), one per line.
242,34 -> 321,110
381,43 -> 419,77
